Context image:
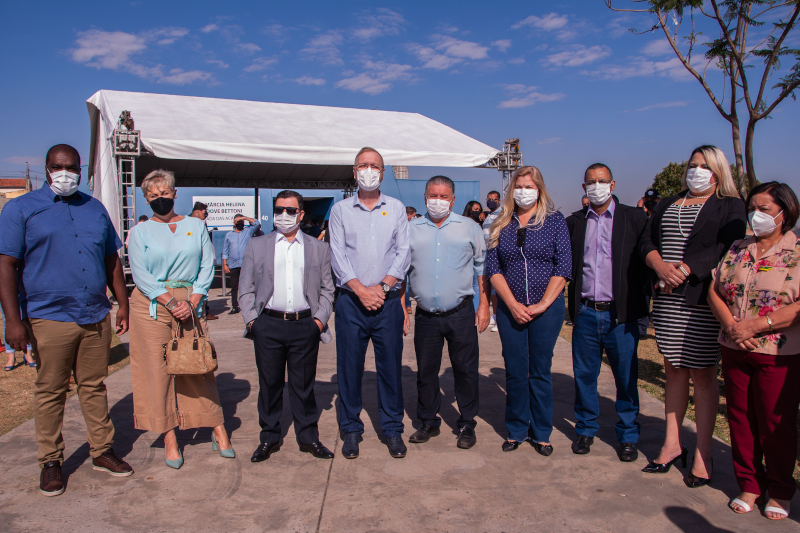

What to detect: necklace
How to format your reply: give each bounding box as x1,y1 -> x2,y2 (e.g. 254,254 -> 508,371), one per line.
687,191 -> 712,199
677,195 -> 703,238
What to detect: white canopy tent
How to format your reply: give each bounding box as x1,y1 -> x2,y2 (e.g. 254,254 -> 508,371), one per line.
87,90 -> 502,233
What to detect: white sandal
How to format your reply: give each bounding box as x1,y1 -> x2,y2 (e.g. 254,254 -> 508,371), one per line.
764,506 -> 789,520
729,498 -> 752,513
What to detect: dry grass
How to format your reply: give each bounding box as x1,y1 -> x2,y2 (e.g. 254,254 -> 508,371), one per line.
0,316 -> 129,437
559,317 -> 800,486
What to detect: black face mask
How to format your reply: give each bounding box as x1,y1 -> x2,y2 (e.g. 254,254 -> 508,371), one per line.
234,221 -> 245,230
470,211 -> 482,222
149,197 -> 174,216
486,199 -> 499,211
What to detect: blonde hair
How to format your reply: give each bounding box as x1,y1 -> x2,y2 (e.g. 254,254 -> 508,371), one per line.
487,166 -> 556,249
681,145 -> 739,198
141,169 -> 175,196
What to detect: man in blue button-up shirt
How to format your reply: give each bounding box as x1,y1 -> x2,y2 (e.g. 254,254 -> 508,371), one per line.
222,214 -> 260,314
0,144 -> 133,496
406,176 -> 490,449
329,147 -> 410,459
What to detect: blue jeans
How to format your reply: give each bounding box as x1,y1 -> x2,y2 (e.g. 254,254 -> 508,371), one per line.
497,297 -> 564,443
572,303 -> 640,443
335,291 -> 405,437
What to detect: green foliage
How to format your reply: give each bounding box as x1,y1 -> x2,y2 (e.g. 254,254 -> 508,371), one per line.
651,161 -> 687,198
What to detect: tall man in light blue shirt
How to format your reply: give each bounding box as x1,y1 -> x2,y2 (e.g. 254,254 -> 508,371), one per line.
329,147 -> 410,459
222,214 -> 260,314
407,176 -> 490,449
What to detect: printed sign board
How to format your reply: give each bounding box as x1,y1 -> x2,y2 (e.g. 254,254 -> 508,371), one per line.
192,196 -> 256,227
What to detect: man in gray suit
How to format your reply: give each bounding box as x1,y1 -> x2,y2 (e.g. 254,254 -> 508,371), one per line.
239,190 -> 335,462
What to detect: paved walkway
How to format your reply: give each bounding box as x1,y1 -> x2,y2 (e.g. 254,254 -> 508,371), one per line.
0,289 -> 797,532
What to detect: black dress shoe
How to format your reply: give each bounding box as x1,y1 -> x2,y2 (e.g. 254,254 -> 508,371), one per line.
642,445 -> 688,473
386,436 -> 407,458
341,433 -> 361,459
618,443 -> 638,462
502,440 -> 521,452
409,424 -> 440,443
531,442 -> 554,457
572,435 -> 594,455
456,427 -> 476,449
229,308 -> 240,315
299,441 -> 334,459
685,457 -> 713,488
251,442 -> 280,463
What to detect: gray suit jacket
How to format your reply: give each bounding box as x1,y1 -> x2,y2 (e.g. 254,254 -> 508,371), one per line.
239,231 -> 335,344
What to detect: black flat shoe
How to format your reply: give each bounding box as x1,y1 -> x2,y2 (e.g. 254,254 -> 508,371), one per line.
686,457 -> 713,488
408,424 -> 440,443
618,443 -> 638,462
251,442 -> 281,463
502,440 -> 521,452
571,435 -> 594,455
531,442 -> 554,457
642,445 -> 688,473
299,441 -> 334,459
386,436 -> 407,458
341,433 -> 361,459
456,427 -> 476,449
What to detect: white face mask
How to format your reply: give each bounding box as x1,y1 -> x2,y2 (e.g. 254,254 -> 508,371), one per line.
48,169 -> 80,197
749,210 -> 783,237
585,182 -> 612,205
357,168 -> 382,191
426,198 -> 451,219
686,167 -> 714,194
513,188 -> 539,209
273,212 -> 300,234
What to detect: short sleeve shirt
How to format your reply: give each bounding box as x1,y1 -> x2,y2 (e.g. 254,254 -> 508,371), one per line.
714,232 -> 800,355
0,184 -> 122,324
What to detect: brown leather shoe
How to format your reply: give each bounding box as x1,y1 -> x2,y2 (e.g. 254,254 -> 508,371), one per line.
40,461 -> 65,496
206,314 -> 219,320
92,449 -> 134,477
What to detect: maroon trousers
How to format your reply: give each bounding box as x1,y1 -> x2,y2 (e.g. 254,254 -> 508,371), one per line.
721,346 -> 800,500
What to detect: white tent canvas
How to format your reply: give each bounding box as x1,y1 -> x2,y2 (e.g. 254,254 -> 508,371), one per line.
86,89 -> 500,235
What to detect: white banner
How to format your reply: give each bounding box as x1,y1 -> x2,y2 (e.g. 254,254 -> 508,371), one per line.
193,196 -> 255,227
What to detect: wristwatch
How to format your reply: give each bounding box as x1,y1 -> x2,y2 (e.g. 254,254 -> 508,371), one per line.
380,282 -> 391,294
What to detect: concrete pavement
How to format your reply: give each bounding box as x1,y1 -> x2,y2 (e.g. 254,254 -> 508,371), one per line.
0,289 -> 797,532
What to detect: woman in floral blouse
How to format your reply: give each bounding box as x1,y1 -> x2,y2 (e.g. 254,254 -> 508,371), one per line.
709,182 -> 800,521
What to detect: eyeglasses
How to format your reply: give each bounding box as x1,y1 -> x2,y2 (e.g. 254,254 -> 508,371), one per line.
274,206 -> 299,215
355,163 -> 384,171
516,226 -> 527,248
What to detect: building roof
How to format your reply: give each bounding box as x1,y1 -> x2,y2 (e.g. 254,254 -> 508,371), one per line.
0,178 -> 28,188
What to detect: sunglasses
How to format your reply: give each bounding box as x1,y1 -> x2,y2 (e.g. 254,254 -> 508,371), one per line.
516,226 -> 527,248
274,206 -> 299,215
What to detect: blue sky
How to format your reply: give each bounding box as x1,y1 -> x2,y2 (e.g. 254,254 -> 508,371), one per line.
1,0 -> 798,210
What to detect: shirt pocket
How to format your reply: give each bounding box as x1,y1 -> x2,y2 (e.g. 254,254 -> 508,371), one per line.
447,243 -> 472,270
754,268 -> 788,292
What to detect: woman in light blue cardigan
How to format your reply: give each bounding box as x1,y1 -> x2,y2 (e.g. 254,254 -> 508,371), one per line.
128,169 -> 233,469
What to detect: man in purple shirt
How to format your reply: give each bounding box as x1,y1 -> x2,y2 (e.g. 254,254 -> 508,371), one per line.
565,163 -> 649,462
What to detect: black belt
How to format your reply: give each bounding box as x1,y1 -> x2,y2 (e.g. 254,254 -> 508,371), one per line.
340,288 -> 401,300
265,309 -> 312,321
581,298 -> 614,312
416,296 -> 473,318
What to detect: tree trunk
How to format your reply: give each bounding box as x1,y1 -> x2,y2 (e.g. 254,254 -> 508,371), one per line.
731,119 -> 746,197
744,117 -> 758,195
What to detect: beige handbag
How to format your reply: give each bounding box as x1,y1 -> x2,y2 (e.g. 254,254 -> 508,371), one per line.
163,308 -> 218,375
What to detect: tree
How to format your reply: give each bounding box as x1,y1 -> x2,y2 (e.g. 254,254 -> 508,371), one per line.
606,1 -> 800,196
651,161 -> 688,197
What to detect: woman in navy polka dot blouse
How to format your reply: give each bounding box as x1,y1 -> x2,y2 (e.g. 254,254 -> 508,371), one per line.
485,166 -> 572,455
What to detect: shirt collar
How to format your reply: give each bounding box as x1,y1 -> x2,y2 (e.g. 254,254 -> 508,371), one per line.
420,211 -> 461,228
277,230 -> 304,246
352,192 -> 386,211
585,199 -> 615,219
744,231 -> 797,256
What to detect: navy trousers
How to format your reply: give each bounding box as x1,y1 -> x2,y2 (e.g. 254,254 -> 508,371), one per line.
335,291 -> 405,438
571,303 -> 640,443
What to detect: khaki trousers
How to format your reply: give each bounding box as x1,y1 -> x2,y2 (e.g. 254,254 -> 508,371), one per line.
30,315 -> 114,466
129,287 -> 224,433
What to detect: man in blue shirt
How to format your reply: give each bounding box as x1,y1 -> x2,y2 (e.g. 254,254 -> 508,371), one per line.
0,144 -> 133,497
222,213 -> 260,314
407,176 -> 490,449
329,147 -> 410,459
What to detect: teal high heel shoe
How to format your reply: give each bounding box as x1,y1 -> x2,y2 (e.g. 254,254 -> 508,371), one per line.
211,433 -> 235,458
165,447 -> 184,469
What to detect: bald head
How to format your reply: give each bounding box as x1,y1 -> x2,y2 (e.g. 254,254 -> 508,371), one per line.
46,144 -> 80,167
